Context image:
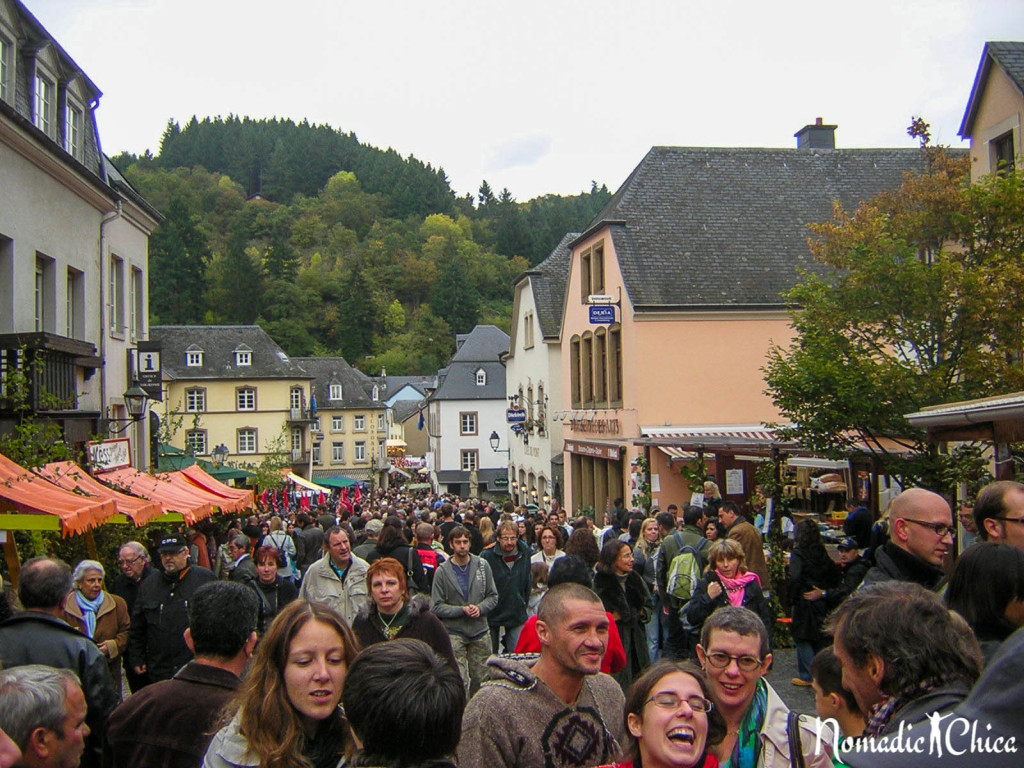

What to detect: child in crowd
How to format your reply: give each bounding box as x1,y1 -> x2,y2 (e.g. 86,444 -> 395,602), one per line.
811,646 -> 865,767
527,562 -> 548,618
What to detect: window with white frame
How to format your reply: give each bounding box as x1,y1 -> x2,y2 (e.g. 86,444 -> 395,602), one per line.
290,387 -> 303,410
235,349 -> 251,366
129,268 -> 142,341
64,102 -> 82,160
185,388 -> 206,413
475,369 -> 486,386
66,267 -> 83,339
377,414 -> 385,431
185,430 -> 207,456
461,450 -> 478,471
354,415 -> 366,432
379,440 -> 386,461
524,311 -> 535,349
0,36 -> 10,103
291,428 -> 302,452
329,383 -> 342,400
354,441 -> 366,462
332,415 -> 344,432
332,442 -> 345,463
34,255 -> 52,333
312,416 -> 321,431
34,73 -> 54,137
460,412 -> 478,436
35,260 -> 44,332
372,385 -> 379,401
312,444 -> 321,465
109,255 -> 124,336
186,349 -> 203,367
237,388 -> 256,411
238,428 -> 257,454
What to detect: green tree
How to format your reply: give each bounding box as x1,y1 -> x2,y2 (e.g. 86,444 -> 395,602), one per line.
431,255 -> 479,334
764,132 -> 1024,494
148,197 -> 211,324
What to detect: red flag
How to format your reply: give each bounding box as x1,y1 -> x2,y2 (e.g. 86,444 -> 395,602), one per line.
301,494 -> 311,511
318,491 -> 326,506
354,484 -> 362,504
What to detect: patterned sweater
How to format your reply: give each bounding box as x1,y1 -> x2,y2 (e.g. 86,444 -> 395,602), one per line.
456,655 -> 625,768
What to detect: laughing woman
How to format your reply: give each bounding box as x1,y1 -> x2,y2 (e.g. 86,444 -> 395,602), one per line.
203,600 -> 360,768
595,660 -> 725,768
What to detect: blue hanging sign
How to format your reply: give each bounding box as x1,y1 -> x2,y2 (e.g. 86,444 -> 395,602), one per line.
589,305 -> 616,324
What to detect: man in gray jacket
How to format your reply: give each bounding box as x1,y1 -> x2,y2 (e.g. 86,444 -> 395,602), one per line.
431,525 -> 498,697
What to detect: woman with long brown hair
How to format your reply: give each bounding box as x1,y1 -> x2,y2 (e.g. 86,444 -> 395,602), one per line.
203,600 -> 360,768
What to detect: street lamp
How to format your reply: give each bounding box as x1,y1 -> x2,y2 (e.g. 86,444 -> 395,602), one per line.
107,381 -> 151,434
212,444 -> 230,467
531,487 -> 538,501
543,492 -> 550,505
489,430 -> 510,454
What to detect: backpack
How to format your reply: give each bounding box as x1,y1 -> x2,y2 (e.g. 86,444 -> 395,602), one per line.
665,531 -> 708,608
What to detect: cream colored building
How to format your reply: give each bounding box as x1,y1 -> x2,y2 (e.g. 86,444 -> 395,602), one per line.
293,357 -> 389,486
960,42 -> 1023,182
0,0 -> 159,466
504,234 -> 573,508
152,326 -> 314,472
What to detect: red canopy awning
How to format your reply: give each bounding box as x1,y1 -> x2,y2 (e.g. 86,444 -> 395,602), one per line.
180,465 -> 254,510
0,453 -> 116,535
99,468 -> 215,525
34,462 -> 165,527
162,471 -> 249,515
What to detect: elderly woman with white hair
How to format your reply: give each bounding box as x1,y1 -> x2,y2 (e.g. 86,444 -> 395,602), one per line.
62,559 -> 131,695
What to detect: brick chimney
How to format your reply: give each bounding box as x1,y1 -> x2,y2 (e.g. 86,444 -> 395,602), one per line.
795,117 -> 836,149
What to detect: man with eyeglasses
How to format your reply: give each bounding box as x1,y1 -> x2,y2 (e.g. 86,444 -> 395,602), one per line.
972,480 -> 1024,551
111,542 -> 153,692
480,519 -> 532,654
860,487 -> 952,592
127,534 -> 216,685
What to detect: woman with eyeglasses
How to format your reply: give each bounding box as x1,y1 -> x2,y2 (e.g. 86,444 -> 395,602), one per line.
594,659 -> 725,768
696,607 -> 834,768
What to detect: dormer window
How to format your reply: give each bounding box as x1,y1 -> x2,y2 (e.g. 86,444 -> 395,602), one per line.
476,369 -> 486,386
234,345 -> 252,367
372,385 -> 379,401
34,73 -> 54,137
329,383 -> 342,401
185,348 -> 203,367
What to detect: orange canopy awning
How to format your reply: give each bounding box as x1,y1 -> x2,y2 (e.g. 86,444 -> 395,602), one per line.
34,462 -> 166,527
162,470 -> 249,515
0,453 -> 116,535
100,468 -> 215,525
180,464 -> 254,509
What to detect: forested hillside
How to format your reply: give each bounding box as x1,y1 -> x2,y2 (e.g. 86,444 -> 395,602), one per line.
113,116 -> 610,375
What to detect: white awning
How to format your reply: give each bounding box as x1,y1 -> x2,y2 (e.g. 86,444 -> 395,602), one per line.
642,425 -> 778,441
287,472 -> 328,490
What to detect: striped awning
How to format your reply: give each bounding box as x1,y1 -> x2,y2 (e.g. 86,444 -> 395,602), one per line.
642,425 -> 779,442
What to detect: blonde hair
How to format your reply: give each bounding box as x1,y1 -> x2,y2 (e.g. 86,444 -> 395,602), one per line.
708,538 -> 747,573
479,517 -> 495,547
636,518 -> 661,554
704,481 -> 721,500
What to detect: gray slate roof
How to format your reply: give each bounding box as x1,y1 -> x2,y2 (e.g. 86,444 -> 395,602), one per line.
291,357 -> 376,408
960,42 -> 1024,137
152,326 -> 304,380
385,376 -> 436,397
392,400 -> 423,423
526,233 -> 577,339
576,146 -> 932,309
451,325 -> 509,362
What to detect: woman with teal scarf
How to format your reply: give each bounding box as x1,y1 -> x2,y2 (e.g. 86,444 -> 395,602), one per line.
696,606 -> 834,768
62,559 -> 131,697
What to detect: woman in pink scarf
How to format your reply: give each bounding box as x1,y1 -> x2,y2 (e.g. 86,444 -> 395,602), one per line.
684,540 -> 774,651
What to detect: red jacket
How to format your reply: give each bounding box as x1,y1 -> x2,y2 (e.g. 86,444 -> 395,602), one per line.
514,611 -> 627,674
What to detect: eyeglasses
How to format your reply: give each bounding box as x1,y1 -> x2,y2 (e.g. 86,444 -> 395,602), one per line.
646,693 -> 714,713
902,518 -> 955,538
499,536 -> 517,542
992,516 -> 1024,526
117,555 -> 143,566
704,651 -> 763,672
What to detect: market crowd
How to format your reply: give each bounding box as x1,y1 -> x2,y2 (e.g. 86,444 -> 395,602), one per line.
0,480 -> 1022,768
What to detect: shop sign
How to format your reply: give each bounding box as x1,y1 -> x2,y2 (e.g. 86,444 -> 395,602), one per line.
589,305 -> 616,324
564,440 -> 622,461
493,477 -> 509,488
506,408 -> 527,423
87,438 -> 131,471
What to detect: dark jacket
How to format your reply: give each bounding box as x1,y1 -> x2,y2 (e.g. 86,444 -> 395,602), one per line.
256,576 -> 299,626
0,611 -> 119,768
365,540 -> 429,594
787,545 -> 840,643
103,661 -> 241,768
686,572 -> 775,642
128,565 -> 217,682
656,527 -> 710,607
480,540 -> 531,628
828,556 -> 871,606
843,506 -> 873,549
861,541 -> 946,592
351,594 -> 459,673
111,566 -> 153,615
593,568 -> 652,686
298,525 -> 324,572
228,554 -> 258,584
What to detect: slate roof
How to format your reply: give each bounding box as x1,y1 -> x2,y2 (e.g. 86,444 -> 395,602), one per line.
451,325 -> 510,362
291,357 -> 377,408
385,376 -> 436,397
525,233 -> 577,339
575,146 -> 933,310
392,400 -> 423,423
152,326 -> 304,380
960,42 -> 1024,137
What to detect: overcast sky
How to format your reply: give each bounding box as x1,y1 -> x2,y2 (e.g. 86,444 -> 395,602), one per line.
25,0 -> 1024,201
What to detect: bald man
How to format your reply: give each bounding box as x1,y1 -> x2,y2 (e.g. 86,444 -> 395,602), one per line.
861,488 -> 952,592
